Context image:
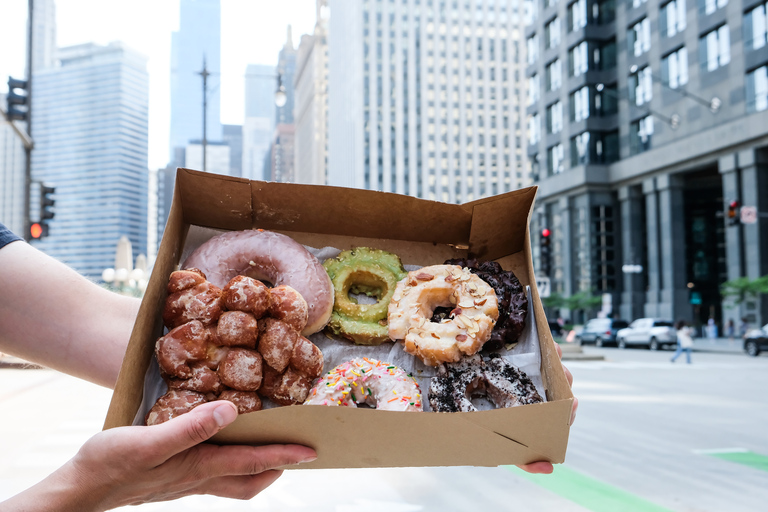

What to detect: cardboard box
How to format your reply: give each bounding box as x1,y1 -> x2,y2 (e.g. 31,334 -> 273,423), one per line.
104,168 -> 573,469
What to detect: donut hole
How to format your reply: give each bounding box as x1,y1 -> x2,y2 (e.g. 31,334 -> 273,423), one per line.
464,380 -> 496,409
345,271 -> 388,306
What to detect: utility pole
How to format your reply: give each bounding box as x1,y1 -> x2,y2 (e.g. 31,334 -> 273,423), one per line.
197,57 -> 209,172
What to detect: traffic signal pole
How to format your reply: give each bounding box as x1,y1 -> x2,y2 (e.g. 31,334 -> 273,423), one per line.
23,0 -> 34,241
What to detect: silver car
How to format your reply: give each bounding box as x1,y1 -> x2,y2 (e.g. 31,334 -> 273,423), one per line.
616,318 -> 676,350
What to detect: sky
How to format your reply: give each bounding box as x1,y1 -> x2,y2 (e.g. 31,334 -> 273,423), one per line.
0,0 -> 316,170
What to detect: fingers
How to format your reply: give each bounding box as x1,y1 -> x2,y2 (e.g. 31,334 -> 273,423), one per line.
516,461 -> 554,474
140,401 -> 238,463
192,470 -> 285,501
562,364 -> 573,387
555,342 -> 563,359
570,396 -> 579,426
182,443 -> 317,479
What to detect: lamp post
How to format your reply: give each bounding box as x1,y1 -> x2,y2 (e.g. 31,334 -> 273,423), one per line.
101,236 -> 148,296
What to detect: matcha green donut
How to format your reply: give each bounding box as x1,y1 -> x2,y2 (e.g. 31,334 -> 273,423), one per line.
323,247 -> 408,345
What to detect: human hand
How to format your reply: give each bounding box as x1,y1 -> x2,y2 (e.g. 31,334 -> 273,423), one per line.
2,401 -> 316,511
516,342 -> 578,475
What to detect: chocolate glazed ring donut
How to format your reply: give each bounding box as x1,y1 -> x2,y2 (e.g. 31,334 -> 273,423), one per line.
182,229 -> 333,336
429,354 -> 543,412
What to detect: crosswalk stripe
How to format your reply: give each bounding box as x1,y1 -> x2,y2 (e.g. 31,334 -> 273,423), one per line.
702,450 -> 768,472
503,466 -> 674,512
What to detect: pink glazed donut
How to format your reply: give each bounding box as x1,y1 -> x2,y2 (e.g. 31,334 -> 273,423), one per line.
183,229 -> 333,336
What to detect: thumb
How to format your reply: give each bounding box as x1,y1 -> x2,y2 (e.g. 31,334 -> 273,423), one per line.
144,400 -> 238,460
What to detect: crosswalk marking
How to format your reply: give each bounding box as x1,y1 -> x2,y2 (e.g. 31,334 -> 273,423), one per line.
504,466 -> 674,512
700,449 -> 768,472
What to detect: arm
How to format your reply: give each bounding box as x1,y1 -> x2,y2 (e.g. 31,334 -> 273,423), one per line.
0,240 -> 140,388
1,401 -> 317,511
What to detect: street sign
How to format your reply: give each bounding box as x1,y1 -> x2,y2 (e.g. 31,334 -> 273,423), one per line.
536,276 -> 551,298
690,291 -> 702,305
740,206 -> 758,224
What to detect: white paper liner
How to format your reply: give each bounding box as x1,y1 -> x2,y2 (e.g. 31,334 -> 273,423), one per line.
132,228 -> 546,425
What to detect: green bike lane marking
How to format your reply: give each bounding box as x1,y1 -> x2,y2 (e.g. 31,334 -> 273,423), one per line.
503,465 -> 674,512
698,448 -> 768,472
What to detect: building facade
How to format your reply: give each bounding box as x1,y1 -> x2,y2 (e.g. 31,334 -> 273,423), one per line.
294,1 -> 330,186
169,0 -> 222,161
30,42 -> 149,281
325,0 -> 527,202
265,27 -> 298,182
0,95 -> 27,237
243,63 -> 277,181
525,0 -> 768,328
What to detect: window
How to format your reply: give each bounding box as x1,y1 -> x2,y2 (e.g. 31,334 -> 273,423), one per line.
546,59 -> 562,90
746,65 -> 768,112
527,34 -> 539,65
571,86 -> 590,121
546,101 -> 564,134
595,84 -> 619,115
700,0 -> 727,16
524,0 -> 538,26
569,41 -> 589,76
660,0 -> 686,38
744,3 -> 768,51
700,25 -> 730,71
527,74 -> 540,106
628,66 -> 653,106
662,47 -> 688,88
632,0 -> 648,7
528,113 -> 541,145
630,115 -> 654,155
629,18 -> 651,56
546,17 -> 561,49
570,0 -> 588,31
547,144 -> 565,175
570,132 -> 591,166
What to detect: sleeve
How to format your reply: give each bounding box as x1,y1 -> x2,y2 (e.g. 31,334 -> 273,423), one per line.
0,223 -> 24,250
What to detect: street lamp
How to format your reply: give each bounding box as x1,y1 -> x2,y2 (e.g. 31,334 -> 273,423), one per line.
101,236 -> 148,296
629,64 -> 721,114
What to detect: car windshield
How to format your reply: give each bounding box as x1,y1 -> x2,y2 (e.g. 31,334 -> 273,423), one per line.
654,321 -> 673,327
613,321 -> 629,328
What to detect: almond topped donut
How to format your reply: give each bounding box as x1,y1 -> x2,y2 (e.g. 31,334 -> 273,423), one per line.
182,229 -> 333,336
387,265 -> 499,366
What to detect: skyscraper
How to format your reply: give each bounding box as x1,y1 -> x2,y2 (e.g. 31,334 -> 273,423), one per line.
265,27 -> 298,182
243,64 -> 278,181
324,0 -> 527,203
524,0 -> 768,327
31,42 -> 149,281
169,0 -> 222,162
294,0 -> 330,185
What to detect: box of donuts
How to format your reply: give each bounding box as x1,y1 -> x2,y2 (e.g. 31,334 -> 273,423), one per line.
104,167 -> 574,469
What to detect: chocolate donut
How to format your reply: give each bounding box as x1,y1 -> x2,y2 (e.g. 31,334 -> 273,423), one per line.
440,259 -> 528,350
429,354 -> 543,412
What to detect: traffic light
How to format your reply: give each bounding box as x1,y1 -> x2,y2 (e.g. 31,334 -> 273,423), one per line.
727,200 -> 740,226
6,76 -> 29,122
540,228 -> 551,277
31,184 -> 55,240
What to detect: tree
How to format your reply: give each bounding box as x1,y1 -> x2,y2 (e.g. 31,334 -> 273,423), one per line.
720,275 -> 768,305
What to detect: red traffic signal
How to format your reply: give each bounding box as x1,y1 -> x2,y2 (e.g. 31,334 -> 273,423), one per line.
541,228 -> 551,238
30,222 -> 45,239
727,200 -> 740,225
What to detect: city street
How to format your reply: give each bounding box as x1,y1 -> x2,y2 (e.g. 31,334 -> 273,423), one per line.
0,346 -> 766,511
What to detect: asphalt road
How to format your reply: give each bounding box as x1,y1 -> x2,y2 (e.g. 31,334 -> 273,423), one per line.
0,346 -> 766,511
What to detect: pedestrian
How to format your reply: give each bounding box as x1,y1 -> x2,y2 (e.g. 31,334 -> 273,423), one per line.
726,319 -> 735,344
0,221 -> 578,509
707,317 -> 717,340
740,317 -> 749,340
671,319 -> 694,364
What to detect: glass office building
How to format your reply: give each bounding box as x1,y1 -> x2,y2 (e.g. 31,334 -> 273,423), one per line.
31,42 -> 149,281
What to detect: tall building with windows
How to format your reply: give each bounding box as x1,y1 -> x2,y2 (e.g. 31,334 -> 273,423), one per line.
243,64 -> 276,181
266,27 -> 298,182
169,0 -> 221,161
325,0 -> 527,203
525,0 -> 768,329
30,42 -> 149,281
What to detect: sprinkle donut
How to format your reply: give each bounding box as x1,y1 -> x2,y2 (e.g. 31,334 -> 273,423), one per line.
304,358 -> 423,412
387,265 -> 499,366
182,229 -> 333,336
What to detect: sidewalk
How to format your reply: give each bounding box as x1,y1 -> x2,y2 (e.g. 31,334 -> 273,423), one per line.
691,337 -> 745,354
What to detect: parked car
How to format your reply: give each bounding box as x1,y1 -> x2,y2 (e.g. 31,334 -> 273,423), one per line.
577,318 -> 629,347
616,318 -> 677,350
744,324 -> 768,356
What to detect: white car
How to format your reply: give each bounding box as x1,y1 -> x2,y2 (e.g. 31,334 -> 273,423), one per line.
616,318 -> 677,350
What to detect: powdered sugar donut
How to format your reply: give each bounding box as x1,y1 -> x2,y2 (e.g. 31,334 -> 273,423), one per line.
304,358 -> 423,412
182,229 -> 333,336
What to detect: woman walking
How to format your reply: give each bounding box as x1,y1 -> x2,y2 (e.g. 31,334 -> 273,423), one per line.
671,319 -> 695,364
